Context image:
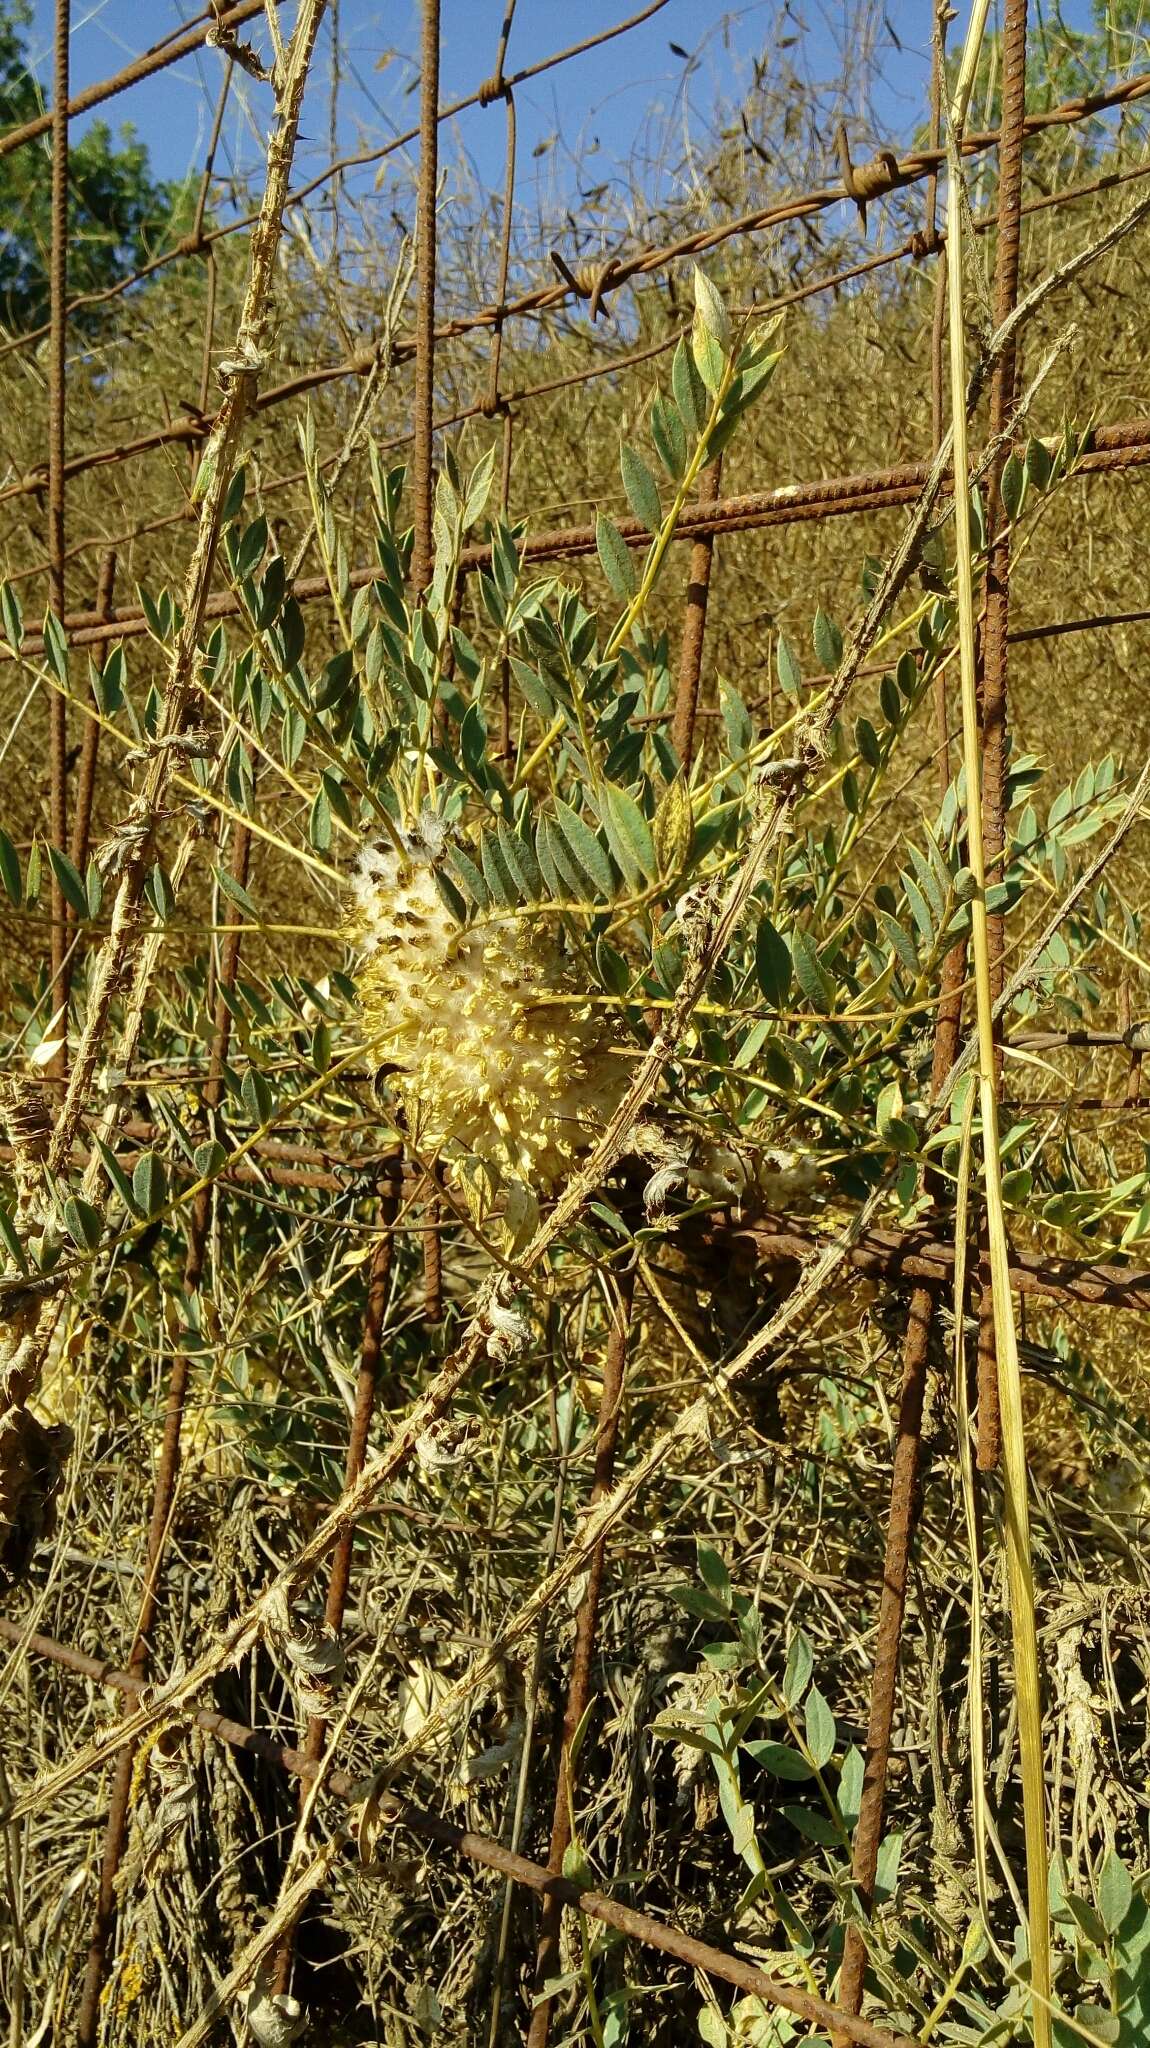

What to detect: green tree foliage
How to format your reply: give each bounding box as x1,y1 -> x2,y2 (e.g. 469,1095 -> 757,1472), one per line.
0,0 -> 186,332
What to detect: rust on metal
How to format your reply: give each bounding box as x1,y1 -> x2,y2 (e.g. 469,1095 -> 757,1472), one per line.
2,1617 -> 920,2048
975,0 -> 1029,1473
47,0 -> 70,1047
671,457 -> 723,769
75,806 -> 255,2047
528,1272 -> 634,2048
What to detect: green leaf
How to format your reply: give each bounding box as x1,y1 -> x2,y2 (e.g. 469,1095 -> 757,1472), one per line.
837,1746 -> 864,1829
194,1139 -> 227,1181
62,1195 -> 103,1254
855,716 -> 881,769
96,1140 -> 140,1215
0,1204 -> 28,1273
1097,1852 -> 1134,1935
596,513 -> 638,601
776,635 -> 801,698
901,870 -> 935,946
308,784 -> 332,851
1025,435 -> 1054,490
241,1067 -> 274,1126
666,1583 -> 731,1623
791,929 -> 833,1013
874,1831 -> 903,1905
553,800 -> 615,900
755,916 -> 792,1009
697,2006 -> 728,2048
804,1685 -> 836,1769
0,581 -> 23,651
131,1152 -> 168,1220
651,1712 -> 727,1756
1001,450 -> 1026,520
601,783 -> 656,886
47,844 -> 88,919
782,1804 -> 842,1846
215,868 -> 257,919
743,1740 -> 813,1781
782,1629 -> 814,1707
463,445 -> 497,527
594,935 -> 630,995
145,863 -> 176,924
0,828 -> 21,906
460,700 -> 488,781
693,266 -> 731,350
498,819 -> 542,902
671,337 -> 707,435
877,909 -> 919,975
480,829 -> 518,908
719,680 -> 752,757
650,394 -> 687,480
696,1541 -> 731,1609
813,607 -> 842,670
620,444 -> 662,535
691,321 -> 727,396
445,844 -> 489,910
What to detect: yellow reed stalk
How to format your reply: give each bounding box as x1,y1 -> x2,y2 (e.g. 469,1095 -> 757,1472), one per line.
945,5 -> 1052,2042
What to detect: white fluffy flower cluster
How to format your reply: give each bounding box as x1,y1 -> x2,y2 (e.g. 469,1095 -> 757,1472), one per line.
349,835 -> 628,1189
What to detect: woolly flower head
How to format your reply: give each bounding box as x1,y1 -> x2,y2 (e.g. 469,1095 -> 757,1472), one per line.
348,831 -> 627,1189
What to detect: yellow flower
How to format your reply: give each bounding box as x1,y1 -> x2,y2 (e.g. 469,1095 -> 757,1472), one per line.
349,839 -> 627,1188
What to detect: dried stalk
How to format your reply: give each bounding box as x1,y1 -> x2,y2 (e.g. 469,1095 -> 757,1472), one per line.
945,5 -> 1051,2038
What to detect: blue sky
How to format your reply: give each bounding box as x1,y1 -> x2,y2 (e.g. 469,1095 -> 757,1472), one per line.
21,0 -> 1105,224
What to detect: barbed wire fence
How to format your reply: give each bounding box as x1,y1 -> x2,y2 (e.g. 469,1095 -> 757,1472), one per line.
1,0 -> 1150,2041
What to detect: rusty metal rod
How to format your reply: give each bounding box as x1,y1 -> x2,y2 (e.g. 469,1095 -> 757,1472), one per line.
1,66 -> 1147,513
0,21 -> 1141,371
671,458 -> 723,769
47,0 -> 70,1043
410,0 -> 441,599
528,1272 -> 634,2048
273,1165 -> 401,1995
0,2 -> 264,161
74,805 -> 255,2047
0,1617 -> 919,2048
976,0 -> 1030,1472
7,418 -> 1150,664
707,1215 -> 1150,1311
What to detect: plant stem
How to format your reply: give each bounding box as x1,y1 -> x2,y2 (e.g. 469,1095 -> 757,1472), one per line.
945,6 -> 1052,2041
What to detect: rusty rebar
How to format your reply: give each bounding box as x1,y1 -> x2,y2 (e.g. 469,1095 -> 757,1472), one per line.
479,17 -> 519,759
1,64 -> 1145,520
711,1214 -> 1150,1311
273,1164 -> 401,1996
0,1 -> 263,162
0,1618 -> 916,2048
527,1272 -> 634,2048
410,0 -> 441,599
0,4 -> 673,366
74,809 -> 254,2048
47,0 -> 70,1039
671,457 -> 723,769
975,0 -> 1029,1475
8,417 -> 1150,667
835,958 -> 965,2023
68,550 -> 116,884
834,28 -> 964,2013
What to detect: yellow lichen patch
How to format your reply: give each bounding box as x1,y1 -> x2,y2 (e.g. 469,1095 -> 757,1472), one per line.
349,838 -> 628,1189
